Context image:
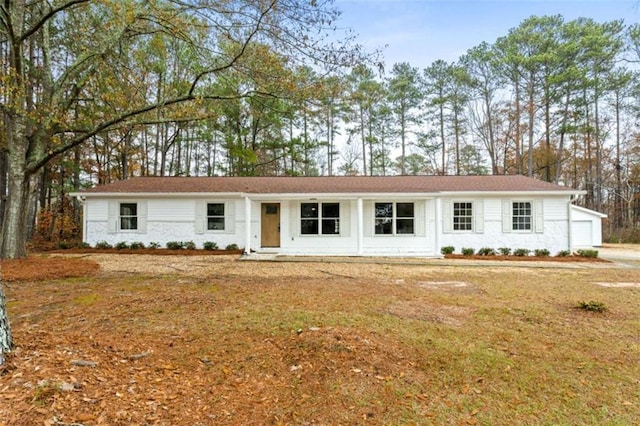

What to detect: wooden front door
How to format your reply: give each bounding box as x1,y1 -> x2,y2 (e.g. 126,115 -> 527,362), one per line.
261,203 -> 281,248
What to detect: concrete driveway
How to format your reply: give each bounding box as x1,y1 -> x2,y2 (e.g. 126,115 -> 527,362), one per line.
598,244 -> 640,267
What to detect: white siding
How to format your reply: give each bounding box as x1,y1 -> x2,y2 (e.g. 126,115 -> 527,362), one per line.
439,195 -> 572,255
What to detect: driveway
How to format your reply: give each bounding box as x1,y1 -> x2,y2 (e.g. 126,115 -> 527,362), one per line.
598,244 -> 640,267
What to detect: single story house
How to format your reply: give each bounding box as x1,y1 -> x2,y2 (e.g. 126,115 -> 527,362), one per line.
72,175 -> 606,256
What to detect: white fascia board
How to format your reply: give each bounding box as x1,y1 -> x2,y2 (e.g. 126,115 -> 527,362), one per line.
70,192 -> 245,198
570,204 -> 608,218
439,190 -> 585,197
72,192 -> 440,200
251,192 -> 438,200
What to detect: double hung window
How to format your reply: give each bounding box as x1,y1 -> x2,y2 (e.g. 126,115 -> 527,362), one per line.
301,202 -> 340,235
374,202 -> 414,235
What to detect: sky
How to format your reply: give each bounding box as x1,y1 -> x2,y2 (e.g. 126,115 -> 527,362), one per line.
334,0 -> 639,70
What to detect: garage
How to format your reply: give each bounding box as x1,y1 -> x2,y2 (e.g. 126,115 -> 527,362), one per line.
571,205 -> 607,248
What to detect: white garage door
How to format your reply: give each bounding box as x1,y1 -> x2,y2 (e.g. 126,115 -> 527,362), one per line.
572,220 -> 592,247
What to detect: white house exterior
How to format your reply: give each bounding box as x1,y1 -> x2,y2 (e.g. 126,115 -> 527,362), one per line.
72,175 -> 605,256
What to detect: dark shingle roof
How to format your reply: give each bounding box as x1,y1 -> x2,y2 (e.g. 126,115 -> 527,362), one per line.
78,175 -> 579,195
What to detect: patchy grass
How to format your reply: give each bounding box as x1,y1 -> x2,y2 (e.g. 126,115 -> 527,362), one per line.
1,255 -> 640,425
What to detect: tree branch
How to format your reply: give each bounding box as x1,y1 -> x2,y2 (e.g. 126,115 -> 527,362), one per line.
20,0 -> 89,42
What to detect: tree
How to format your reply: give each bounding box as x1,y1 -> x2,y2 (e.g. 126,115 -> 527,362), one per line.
387,62 -> 422,175
0,0 -> 370,362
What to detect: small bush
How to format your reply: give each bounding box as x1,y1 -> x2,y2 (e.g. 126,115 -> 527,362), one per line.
477,247 -> 496,256
577,300 -> 607,313
556,250 -> 571,257
80,242 -> 91,248
166,241 -> 184,250
148,242 -> 160,249
577,249 -> 599,258
461,247 -> 475,256
440,246 -> 455,255
56,240 -> 74,250
95,241 -> 112,249
498,247 -> 511,256
513,248 -> 530,257
534,249 -> 550,257
129,241 -> 145,250
225,243 -> 239,251
115,241 -> 129,250
184,241 -> 197,250
203,241 -> 218,250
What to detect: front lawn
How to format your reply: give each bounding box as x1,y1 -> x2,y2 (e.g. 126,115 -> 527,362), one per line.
2,255 -> 639,424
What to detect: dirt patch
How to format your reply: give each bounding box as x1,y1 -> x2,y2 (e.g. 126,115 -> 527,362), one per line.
594,282 -> 640,288
385,301 -> 474,327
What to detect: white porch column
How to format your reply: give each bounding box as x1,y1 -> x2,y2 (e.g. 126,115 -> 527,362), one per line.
356,198 -> 363,255
244,196 -> 251,254
434,197 -> 442,255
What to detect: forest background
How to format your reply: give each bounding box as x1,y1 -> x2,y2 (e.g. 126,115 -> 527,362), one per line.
2,0 -> 640,258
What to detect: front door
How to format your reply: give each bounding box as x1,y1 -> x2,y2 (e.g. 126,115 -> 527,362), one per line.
261,203 -> 281,248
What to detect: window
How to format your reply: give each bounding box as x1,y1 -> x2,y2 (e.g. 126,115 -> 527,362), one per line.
207,203 -> 225,231
512,202 -> 532,231
119,203 -> 138,230
301,202 -> 340,235
453,202 -> 473,231
375,202 -> 414,235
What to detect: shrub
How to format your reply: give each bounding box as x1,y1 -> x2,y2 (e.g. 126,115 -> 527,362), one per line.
440,246 -> 455,255
498,247 -> 511,256
513,248 -> 530,257
184,241 -> 197,250
166,241 -> 184,250
461,247 -> 475,256
203,241 -> 218,251
534,248 -> 550,257
225,243 -> 239,251
56,240 -> 74,250
80,242 -> 91,249
115,241 -> 129,250
577,249 -> 599,258
477,247 -> 496,256
556,250 -> 571,257
95,241 -> 112,249
129,241 -> 145,250
577,300 -> 607,313
148,242 -> 160,249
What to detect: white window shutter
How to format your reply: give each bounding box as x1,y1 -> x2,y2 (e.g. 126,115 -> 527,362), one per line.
363,201 -> 373,237
340,201 -> 351,237
137,201 -> 147,233
107,200 -> 118,233
534,199 -> 544,233
225,201 -> 235,234
290,201 -> 300,237
415,201 -> 426,237
194,200 -> 205,234
474,200 -> 484,234
502,200 -> 512,233
442,200 -> 452,233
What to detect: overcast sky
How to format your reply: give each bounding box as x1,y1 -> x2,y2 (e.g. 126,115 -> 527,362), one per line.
334,0 -> 639,70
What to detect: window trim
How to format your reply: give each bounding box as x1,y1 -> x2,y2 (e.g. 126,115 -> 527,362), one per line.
374,202 -> 415,236
206,202 -> 226,232
300,202 -> 341,236
512,200 -> 533,232
119,202 -> 138,231
452,201 -> 474,232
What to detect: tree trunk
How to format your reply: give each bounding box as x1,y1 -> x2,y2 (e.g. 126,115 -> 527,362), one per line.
1,116 -> 31,259
0,280 -> 12,364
